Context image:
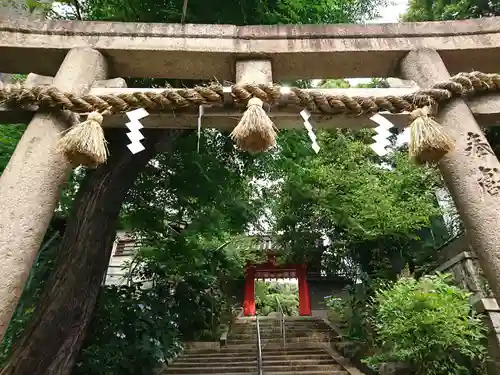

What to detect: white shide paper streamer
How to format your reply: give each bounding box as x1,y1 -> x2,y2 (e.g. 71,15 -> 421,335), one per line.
125,108 -> 149,154
300,109 -> 320,154
369,113 -> 394,157
197,105 -> 204,153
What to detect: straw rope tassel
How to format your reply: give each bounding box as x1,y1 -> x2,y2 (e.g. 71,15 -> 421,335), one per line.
408,106 -> 455,165
230,97 -> 278,153
56,111 -> 109,168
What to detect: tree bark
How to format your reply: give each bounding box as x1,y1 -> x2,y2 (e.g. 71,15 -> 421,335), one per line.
1,128 -> 183,375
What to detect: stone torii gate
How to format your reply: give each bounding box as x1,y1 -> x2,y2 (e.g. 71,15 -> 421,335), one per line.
2,16 -> 500,346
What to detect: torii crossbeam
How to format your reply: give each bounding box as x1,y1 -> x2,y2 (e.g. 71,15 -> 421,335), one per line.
1,19 -> 500,365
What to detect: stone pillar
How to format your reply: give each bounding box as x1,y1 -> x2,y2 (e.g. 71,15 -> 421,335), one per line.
0,48 -> 107,340
243,266 -> 256,316
400,49 -> 500,301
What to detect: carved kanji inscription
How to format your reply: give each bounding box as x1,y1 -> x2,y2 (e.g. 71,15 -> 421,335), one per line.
465,132 -> 494,158
478,166 -> 500,196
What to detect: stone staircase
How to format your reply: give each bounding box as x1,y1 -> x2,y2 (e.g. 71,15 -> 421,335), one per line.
162,316 -> 364,375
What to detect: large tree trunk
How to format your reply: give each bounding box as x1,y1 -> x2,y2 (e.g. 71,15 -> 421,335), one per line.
1,128 -> 182,375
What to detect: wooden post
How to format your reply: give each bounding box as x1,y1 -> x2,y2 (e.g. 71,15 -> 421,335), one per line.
297,264 -> 312,316
243,266 -> 256,316
0,47 -> 107,340
401,49 -> 500,300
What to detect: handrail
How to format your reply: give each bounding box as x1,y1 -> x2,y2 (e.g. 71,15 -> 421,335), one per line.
256,315 -> 263,375
275,296 -> 286,348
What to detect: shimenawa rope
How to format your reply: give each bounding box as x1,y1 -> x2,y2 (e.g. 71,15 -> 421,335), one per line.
1,71 -> 498,115
0,71 -> 498,166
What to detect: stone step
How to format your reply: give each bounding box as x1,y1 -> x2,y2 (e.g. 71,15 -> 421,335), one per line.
230,330 -> 331,338
232,324 -> 330,332
163,372 -> 348,375
184,346 -> 327,355
164,364 -> 344,374
227,336 -> 333,344
236,315 -> 322,323
230,333 -> 329,338
234,324 -> 330,328
220,344 -> 330,351
171,359 -> 338,367
177,353 -> 333,363
230,331 -> 333,339
234,320 -> 326,327
265,359 -> 336,365
231,325 -> 331,333
164,318 -> 361,375
265,367 -> 347,375
229,334 -> 337,342
234,320 -> 325,324
234,321 -> 327,326
228,336 -> 332,346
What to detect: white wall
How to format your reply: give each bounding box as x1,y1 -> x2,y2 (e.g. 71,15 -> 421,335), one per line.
104,231 -> 135,286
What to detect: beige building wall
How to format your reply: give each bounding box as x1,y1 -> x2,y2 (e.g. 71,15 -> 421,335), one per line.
104,231 -> 136,286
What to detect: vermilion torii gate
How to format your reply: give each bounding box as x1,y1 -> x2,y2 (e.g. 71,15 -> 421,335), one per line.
243,237 -> 311,316
244,263 -> 311,316
2,16 -> 500,356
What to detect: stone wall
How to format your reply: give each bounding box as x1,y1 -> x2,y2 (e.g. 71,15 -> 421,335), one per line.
435,234 -> 492,303
308,278 -> 349,318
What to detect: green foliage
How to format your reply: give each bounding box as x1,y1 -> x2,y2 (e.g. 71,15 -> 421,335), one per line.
68,127 -> 273,373
255,281 -> 299,316
0,125 -> 25,174
273,127 -> 443,279
82,0 -> 387,24
268,78 -> 448,282
122,131 -> 273,238
70,235 -> 255,375
2,0 -> 52,14
365,274 -> 488,375
73,285 -> 182,375
355,78 -> 389,88
403,0 -> 500,21
68,235 -> 261,375
326,279 -> 382,349
318,79 -> 351,88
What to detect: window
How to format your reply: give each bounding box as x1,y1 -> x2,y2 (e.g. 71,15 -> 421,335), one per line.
114,238 -> 137,257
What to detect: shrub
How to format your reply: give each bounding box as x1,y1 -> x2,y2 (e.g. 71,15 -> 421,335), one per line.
365,273 -> 488,375
73,285 -> 182,375
255,281 -> 299,316
325,281 -> 384,353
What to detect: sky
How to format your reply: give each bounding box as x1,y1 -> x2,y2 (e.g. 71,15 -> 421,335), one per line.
370,0 -> 410,23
